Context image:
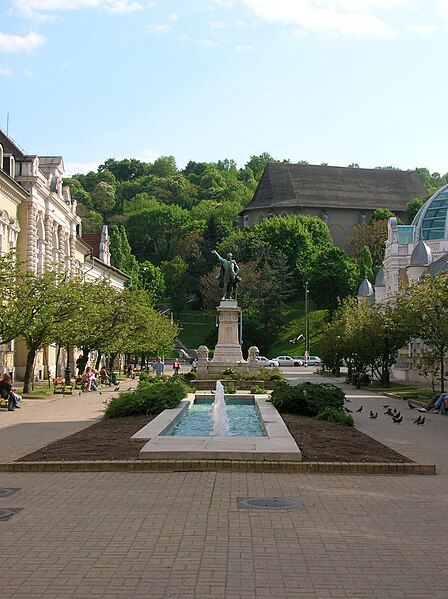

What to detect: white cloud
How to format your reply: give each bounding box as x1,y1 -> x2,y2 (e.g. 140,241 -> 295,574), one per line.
14,0 -> 143,18
0,65 -> 13,75
196,38 -> 219,46
23,67 -> 32,76
235,44 -> 255,51
210,20 -> 225,29
0,31 -> 45,53
169,12 -> 179,21
149,23 -> 172,33
408,24 -> 440,36
147,0 -> 157,6
241,0 -> 409,39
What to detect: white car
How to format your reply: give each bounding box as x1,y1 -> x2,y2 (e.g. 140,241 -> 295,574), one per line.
257,356 -> 279,367
293,356 -> 322,366
273,355 -> 304,367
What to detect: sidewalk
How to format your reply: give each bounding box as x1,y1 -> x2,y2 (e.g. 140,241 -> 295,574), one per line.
0,381 -> 137,462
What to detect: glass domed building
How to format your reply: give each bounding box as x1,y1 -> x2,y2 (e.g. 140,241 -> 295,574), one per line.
357,183 -> 448,382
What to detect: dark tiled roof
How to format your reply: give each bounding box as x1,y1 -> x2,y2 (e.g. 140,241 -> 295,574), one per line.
244,163 -> 427,212
82,233 -> 101,258
427,253 -> 448,277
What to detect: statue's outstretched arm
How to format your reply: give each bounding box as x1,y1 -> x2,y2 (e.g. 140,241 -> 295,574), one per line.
212,249 -> 223,262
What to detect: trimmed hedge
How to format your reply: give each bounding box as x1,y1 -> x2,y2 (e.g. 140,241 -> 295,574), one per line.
104,378 -> 190,419
271,382 -> 345,417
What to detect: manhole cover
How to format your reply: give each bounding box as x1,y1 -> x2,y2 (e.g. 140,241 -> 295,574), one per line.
0,488 -> 20,498
0,509 -> 15,521
237,497 -> 302,510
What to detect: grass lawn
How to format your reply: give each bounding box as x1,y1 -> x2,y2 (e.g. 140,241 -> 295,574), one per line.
268,298 -> 328,358
374,381 -> 434,402
177,309 -> 217,349
21,383 -> 55,399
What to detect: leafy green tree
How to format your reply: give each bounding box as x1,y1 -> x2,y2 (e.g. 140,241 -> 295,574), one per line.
358,246 -> 374,285
64,177 -> 92,208
77,204 -> 103,233
309,247 -> 358,319
347,220 -> 388,267
101,158 -> 150,181
407,274 -> 448,392
109,225 -> 140,286
92,181 -> 115,213
162,255 -> 189,315
406,197 -> 426,222
148,156 -> 177,177
370,208 -> 396,223
138,260 -> 165,302
125,203 -> 191,263
245,153 -> 275,180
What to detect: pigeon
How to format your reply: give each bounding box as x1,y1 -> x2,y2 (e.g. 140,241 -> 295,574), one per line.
393,408 -> 398,415
393,415 -> 403,423
355,406 -> 363,413
114,386 -> 120,392
384,408 -> 393,416
78,391 -> 82,396
383,404 -> 390,409
344,407 -> 353,413
400,396 -> 407,402
395,411 -> 401,419
345,398 -> 351,402
407,401 -> 415,409
413,415 -> 422,425
418,416 -> 426,425
99,391 -> 102,395
370,412 -> 378,419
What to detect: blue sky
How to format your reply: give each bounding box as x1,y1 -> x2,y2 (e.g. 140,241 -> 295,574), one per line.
0,0 -> 447,176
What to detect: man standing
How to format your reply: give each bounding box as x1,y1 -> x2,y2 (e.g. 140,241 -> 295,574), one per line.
211,249 -> 240,300
154,357 -> 164,377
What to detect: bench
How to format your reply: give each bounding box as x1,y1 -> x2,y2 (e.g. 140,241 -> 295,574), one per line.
0,395 -> 13,410
52,378 -> 73,395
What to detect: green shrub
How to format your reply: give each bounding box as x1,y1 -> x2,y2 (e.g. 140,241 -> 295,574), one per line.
271,382 -> 345,416
224,384 -> 236,394
104,378 -> 189,419
315,407 -> 354,427
257,367 -> 283,381
181,371 -> 197,383
222,368 -> 236,377
250,385 -> 264,394
138,373 -> 172,385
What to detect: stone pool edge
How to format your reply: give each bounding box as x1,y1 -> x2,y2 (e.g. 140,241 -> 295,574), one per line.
136,394 -> 302,462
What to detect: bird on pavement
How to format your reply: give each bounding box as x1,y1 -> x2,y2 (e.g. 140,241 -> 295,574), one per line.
418,416 -> 426,426
369,412 -> 378,419
393,415 -> 403,423
114,386 -> 120,391
344,407 -> 353,413
407,401 -> 415,409
392,408 -> 398,415
400,396 -> 407,402
394,411 -> 401,419
99,391 -> 102,395
414,415 -> 422,425
345,398 -> 351,402
355,406 -> 363,413
78,391 -> 82,396
383,404 -> 390,409
384,408 -> 393,416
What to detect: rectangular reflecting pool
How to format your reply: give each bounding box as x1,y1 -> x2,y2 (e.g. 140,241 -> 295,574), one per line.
164,396 -> 266,437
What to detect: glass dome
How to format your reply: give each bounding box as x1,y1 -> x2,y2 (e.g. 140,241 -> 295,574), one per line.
412,184 -> 448,241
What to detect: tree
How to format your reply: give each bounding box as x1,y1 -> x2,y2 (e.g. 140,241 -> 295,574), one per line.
148,156 -> 177,177
162,255 -> 189,315
407,274 -> 448,392
347,220 -> 388,267
358,246 -> 374,285
245,153 -> 275,181
64,177 -> 92,208
125,203 -> 190,264
406,197 -> 426,222
77,204 -> 103,233
101,158 -> 150,181
109,225 -> 139,286
370,208 -> 396,223
138,260 -> 165,302
92,181 -> 115,213
309,247 -> 358,319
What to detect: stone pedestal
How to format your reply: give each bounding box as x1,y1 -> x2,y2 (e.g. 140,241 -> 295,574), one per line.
211,299 -> 244,365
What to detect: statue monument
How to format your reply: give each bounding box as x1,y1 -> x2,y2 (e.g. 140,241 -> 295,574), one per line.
197,249 -> 258,377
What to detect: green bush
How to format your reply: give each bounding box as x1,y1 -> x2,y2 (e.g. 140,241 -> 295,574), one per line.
224,384 -> 236,394
315,407 -> 354,427
257,367 -> 283,381
250,385 -> 264,394
271,382 -> 345,416
181,371 -> 197,383
104,378 -> 189,419
222,368 -> 236,377
138,373 -> 172,385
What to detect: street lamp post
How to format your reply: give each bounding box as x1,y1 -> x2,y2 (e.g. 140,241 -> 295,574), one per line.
304,281 -> 309,367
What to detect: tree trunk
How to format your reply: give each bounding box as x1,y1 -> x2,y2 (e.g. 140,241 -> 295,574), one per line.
95,352 -> 102,371
109,352 -> 117,372
381,365 -> 390,388
23,347 -> 37,394
77,347 -> 90,376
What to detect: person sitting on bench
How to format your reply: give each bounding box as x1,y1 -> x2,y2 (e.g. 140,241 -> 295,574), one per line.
418,392 -> 448,414
0,374 -> 22,411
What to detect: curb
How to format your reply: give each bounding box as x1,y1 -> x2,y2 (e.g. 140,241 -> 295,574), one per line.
0,461 -> 436,475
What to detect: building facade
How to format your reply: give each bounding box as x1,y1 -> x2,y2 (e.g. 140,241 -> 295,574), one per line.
358,183 -> 448,384
240,163 -> 427,248
0,129 -> 130,380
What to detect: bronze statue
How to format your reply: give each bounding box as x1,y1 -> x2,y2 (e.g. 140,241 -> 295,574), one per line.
211,249 -> 241,300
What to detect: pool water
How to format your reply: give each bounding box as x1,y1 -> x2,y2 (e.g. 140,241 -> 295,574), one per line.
164,397 -> 266,437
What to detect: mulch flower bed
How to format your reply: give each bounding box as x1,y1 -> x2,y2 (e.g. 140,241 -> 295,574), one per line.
18,413 -> 410,463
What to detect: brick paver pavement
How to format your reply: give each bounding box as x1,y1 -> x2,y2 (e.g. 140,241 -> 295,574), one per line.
0,372 -> 447,598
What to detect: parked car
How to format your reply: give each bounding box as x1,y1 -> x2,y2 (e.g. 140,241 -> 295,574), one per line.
293,356 -> 322,366
272,355 -> 304,367
256,356 -> 279,367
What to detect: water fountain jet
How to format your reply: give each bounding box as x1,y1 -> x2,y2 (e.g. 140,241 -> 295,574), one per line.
213,381 -> 229,437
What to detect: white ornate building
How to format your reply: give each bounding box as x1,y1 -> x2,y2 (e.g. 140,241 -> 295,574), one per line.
0,129 -> 130,380
358,183 -> 448,383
